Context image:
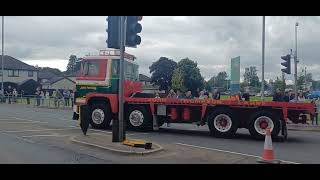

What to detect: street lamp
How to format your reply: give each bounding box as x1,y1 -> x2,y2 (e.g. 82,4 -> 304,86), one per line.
261,16 -> 265,101
294,22 -> 299,101
1,16 -> 4,96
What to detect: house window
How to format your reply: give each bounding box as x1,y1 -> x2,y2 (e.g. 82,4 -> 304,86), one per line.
0,70 -> 2,76
28,71 -> 33,77
8,70 -> 19,77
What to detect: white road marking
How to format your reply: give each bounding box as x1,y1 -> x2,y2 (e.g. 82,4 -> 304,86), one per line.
175,143 -> 300,164
4,128 -> 78,133
22,134 -> 70,138
0,121 -> 48,124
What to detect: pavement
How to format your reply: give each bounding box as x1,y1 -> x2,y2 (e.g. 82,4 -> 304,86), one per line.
287,123 -> 320,131
1,103 -> 320,163
70,133 -> 163,155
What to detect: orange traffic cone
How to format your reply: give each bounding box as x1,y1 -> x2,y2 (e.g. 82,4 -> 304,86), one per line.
257,128 -> 281,164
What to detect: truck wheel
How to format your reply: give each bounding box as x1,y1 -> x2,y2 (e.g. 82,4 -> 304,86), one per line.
126,106 -> 152,132
207,108 -> 239,138
248,111 -> 280,139
89,103 -> 112,129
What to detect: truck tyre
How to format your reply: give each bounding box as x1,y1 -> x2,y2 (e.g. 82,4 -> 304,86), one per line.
207,108 -> 239,138
126,106 -> 153,132
248,111 -> 280,139
89,102 -> 112,129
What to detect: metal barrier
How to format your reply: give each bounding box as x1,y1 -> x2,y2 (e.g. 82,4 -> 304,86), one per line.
0,94 -> 74,109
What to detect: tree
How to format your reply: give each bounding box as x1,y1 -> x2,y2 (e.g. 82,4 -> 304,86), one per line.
243,66 -> 260,88
66,55 -> 81,75
171,69 -> 187,92
149,57 -> 177,91
243,67 -> 250,85
172,58 -> 204,95
215,71 -> 228,88
273,77 -> 286,93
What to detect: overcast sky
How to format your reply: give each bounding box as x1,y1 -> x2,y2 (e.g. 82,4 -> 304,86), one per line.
3,16 -> 320,82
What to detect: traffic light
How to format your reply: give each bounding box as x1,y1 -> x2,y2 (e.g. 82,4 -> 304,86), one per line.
107,16 -> 120,49
281,54 -> 291,74
126,16 -> 143,48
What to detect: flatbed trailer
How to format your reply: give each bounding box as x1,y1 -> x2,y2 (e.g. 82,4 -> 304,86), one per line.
76,92 -> 316,140
73,50 -> 316,140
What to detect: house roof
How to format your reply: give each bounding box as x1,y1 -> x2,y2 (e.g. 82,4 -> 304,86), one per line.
0,55 -> 37,71
48,77 -> 76,85
139,74 -> 151,82
38,71 -> 58,79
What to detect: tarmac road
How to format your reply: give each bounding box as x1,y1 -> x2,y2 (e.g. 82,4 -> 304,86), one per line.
0,103 -> 319,164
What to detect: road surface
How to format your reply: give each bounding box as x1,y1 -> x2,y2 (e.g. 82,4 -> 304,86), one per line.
0,104 -> 319,163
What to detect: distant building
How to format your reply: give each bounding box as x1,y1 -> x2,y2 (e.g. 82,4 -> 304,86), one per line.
138,74 -> 164,94
38,71 -> 58,84
41,77 -> 76,91
0,55 -> 38,88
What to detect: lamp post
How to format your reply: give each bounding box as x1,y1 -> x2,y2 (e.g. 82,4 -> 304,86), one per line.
293,22 -> 299,101
261,16 -> 265,101
1,16 -> 4,96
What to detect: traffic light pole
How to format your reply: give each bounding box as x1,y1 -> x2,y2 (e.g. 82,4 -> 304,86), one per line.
294,22 -> 299,101
118,16 -> 126,142
261,16 -> 265,101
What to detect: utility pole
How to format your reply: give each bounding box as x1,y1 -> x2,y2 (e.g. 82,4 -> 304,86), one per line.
261,16 -> 265,101
1,16 -> 4,95
294,22 -> 299,101
118,16 -> 126,142
304,67 -> 307,91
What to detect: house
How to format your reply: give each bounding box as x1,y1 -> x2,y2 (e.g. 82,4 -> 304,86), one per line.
139,74 -> 152,86
0,55 -> 38,88
138,74 -> 164,94
41,76 -> 76,91
38,70 -> 58,84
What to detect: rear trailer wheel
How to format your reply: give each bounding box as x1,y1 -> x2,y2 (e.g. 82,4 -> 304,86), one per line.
207,108 -> 239,138
248,111 -> 280,139
126,106 -> 153,132
89,103 -> 112,129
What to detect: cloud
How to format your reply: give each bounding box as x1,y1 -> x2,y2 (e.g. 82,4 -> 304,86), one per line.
2,16 -> 320,81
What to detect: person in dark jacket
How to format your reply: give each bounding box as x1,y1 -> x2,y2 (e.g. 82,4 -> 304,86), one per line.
242,91 -> 250,101
273,89 -> 283,102
283,91 -> 290,102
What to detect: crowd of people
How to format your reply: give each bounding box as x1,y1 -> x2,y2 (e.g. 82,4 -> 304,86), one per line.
161,89 -> 222,100
0,85 -> 74,108
273,89 -> 307,102
35,87 -> 74,108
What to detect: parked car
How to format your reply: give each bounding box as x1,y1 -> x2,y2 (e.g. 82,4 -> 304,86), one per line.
307,91 -> 320,99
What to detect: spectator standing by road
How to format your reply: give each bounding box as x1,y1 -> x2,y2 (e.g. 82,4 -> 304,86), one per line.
56,90 -> 64,108
0,89 -> 3,103
45,91 -> 50,107
273,89 -> 283,102
70,91 -> 74,108
185,90 -> 193,99
198,91 -> 206,99
40,91 -> 45,106
35,87 -> 41,106
176,90 -> 183,99
63,89 -> 70,107
6,85 -> 13,104
242,91 -> 250,101
298,91 -> 306,102
213,89 -> 221,100
12,88 -> 18,104
283,91 -> 290,102
52,90 -> 57,108
167,89 -> 176,98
